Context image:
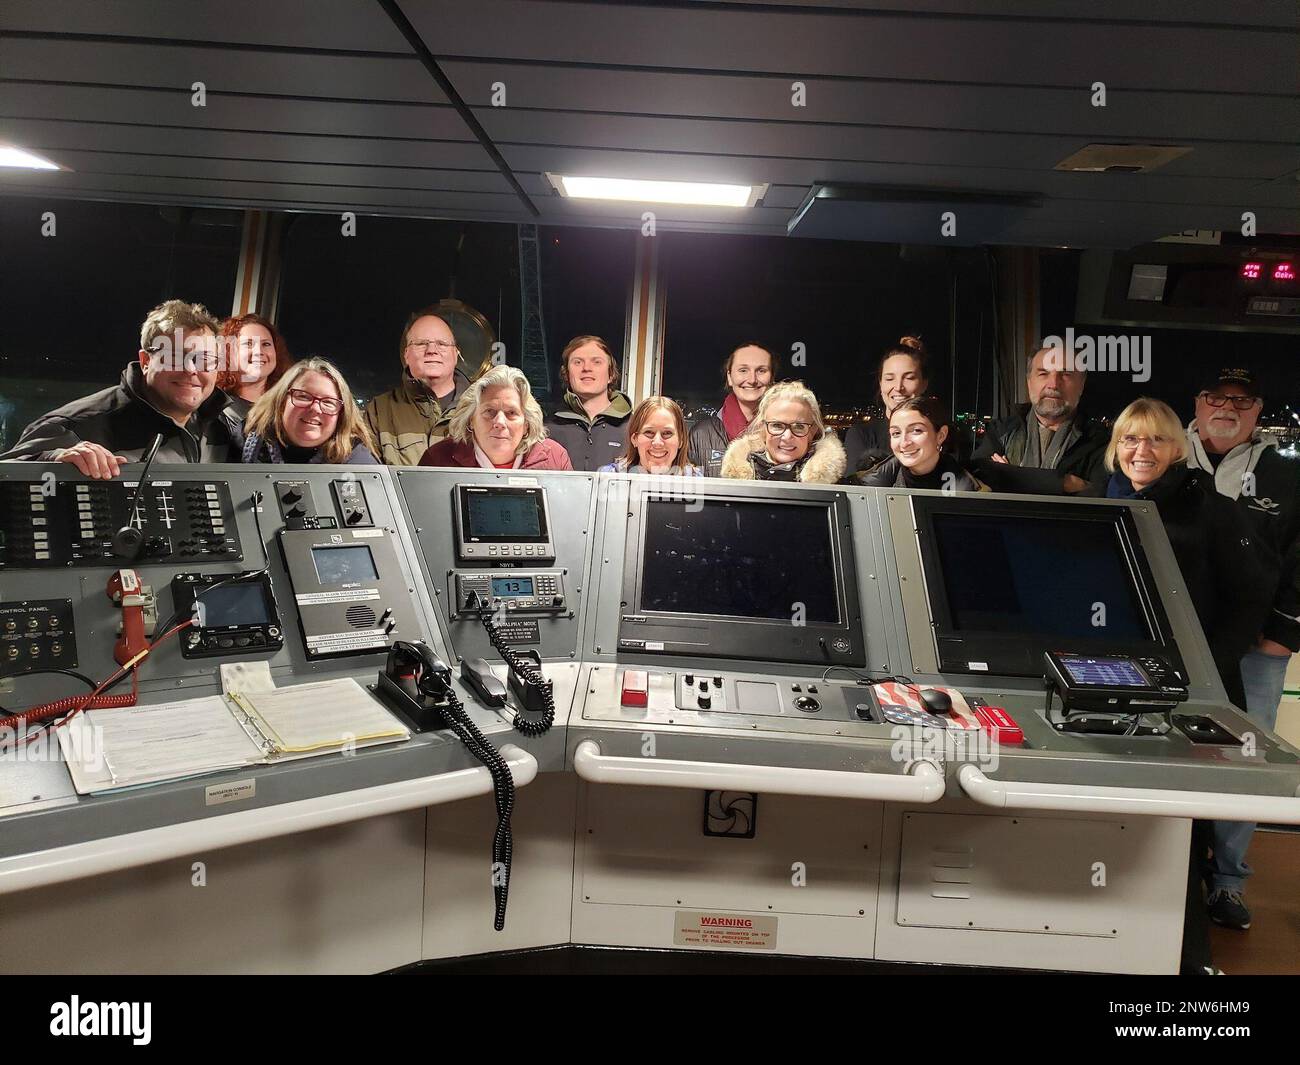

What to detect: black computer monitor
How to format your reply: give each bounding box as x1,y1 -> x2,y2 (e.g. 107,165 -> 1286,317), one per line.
911,496 -> 1183,677
618,488 -> 865,666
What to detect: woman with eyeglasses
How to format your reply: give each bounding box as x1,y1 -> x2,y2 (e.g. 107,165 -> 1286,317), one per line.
852,396 -> 986,491
1102,397 -> 1273,708
598,396 -> 702,476
419,365 -> 573,470
719,381 -> 845,484
239,358 -> 378,465
1101,397 -> 1274,976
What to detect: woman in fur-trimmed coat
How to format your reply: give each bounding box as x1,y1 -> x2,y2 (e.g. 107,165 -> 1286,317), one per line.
719,380 -> 847,485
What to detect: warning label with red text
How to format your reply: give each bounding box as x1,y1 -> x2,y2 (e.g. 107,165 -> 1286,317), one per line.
673,911 -> 777,950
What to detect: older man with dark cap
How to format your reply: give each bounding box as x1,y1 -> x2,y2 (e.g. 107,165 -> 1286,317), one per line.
1186,367 -> 1300,933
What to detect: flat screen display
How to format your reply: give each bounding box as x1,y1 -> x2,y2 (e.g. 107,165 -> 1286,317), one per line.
1059,655 -> 1150,688
467,493 -> 542,539
311,544 -> 379,585
639,499 -> 839,623
196,582 -> 273,628
931,513 -> 1150,640
492,576 -> 534,597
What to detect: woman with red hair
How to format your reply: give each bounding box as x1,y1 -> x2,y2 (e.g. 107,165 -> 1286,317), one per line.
217,313 -> 292,434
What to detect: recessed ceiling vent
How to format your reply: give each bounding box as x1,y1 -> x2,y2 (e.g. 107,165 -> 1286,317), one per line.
1054,144 -> 1191,173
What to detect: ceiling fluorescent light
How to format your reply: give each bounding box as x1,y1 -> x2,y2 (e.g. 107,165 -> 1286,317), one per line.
547,174 -> 765,207
0,144 -> 62,171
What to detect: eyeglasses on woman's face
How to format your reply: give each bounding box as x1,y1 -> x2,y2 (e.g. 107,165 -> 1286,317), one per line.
1118,434 -> 1173,451
287,388 -> 343,416
764,420 -> 811,438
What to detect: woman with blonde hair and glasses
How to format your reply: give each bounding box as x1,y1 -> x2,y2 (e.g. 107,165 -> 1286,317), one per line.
240,357 -> 378,465
420,365 -> 573,470
720,380 -> 845,484
1101,397 -> 1272,709
1102,397 -> 1275,976
599,396 -> 702,476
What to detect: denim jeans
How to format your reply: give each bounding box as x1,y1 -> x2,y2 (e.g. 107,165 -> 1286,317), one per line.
1208,647 -> 1292,893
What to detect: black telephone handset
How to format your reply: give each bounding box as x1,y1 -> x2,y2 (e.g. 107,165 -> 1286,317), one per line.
461,657 -> 508,708
463,590 -> 556,735
380,640 -> 454,730
373,639 -> 517,932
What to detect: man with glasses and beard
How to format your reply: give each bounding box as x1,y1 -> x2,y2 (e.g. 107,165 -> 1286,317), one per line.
972,343 -> 1109,495
1186,368 -> 1299,934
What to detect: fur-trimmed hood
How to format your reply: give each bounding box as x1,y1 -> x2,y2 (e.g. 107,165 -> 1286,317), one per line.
719,431 -> 847,484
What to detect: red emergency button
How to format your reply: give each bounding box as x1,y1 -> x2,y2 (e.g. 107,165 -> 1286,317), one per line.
621,670 -> 649,707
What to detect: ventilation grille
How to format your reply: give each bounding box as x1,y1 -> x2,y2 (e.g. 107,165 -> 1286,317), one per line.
345,605 -> 377,629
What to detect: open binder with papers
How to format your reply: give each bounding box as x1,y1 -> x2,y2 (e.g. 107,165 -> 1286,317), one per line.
57,677 -> 411,795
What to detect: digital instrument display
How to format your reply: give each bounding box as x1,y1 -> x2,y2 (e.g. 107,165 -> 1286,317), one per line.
491,577 -> 535,597
931,513 -> 1150,640
467,493 -> 542,539
1057,655 -> 1149,688
311,544 -> 379,584
197,581 -> 274,627
453,485 -> 555,563
639,499 -> 839,623
171,571 -> 283,660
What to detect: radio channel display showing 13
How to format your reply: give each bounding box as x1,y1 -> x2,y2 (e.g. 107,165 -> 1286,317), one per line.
640,499 -> 839,623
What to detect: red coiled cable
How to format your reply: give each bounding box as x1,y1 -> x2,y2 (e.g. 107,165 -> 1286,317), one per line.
0,620 -> 192,737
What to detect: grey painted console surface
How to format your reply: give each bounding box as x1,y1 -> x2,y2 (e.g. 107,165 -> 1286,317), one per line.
2,464 -> 1298,864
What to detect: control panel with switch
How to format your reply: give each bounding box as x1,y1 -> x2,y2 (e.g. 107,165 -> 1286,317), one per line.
608,669 -> 864,720
0,478 -> 240,567
332,478 -> 374,528
0,599 -> 78,676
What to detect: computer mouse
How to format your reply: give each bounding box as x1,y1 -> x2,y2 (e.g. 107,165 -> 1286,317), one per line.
919,688 -> 953,715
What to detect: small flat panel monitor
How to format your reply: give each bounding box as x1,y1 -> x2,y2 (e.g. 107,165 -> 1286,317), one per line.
453,484 -> 555,562
312,544 -> 379,585
198,581 -> 275,627
912,497 -> 1183,677
1057,654 -> 1151,688
620,489 -> 865,666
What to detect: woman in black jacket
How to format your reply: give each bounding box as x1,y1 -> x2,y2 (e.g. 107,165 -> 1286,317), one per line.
687,343 -> 779,476
842,336 -> 931,474
1102,399 -> 1274,707
852,396 -> 987,492
1101,398 -> 1275,976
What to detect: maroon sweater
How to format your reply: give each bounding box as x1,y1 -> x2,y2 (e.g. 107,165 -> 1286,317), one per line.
418,437 -> 574,470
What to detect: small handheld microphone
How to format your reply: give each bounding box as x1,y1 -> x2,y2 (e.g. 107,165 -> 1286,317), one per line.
112,433 -> 165,559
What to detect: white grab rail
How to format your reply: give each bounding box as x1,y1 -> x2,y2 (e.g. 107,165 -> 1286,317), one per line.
958,763 -> 1300,822
572,739 -> 944,802
0,745 -> 538,895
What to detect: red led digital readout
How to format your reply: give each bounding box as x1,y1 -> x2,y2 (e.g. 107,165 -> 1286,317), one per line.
1274,262 -> 1296,282
1241,261 -> 1263,279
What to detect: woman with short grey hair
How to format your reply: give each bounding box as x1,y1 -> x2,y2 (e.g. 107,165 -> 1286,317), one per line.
419,365 -> 572,470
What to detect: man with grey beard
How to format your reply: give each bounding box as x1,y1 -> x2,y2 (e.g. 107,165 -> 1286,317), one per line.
972,343 -> 1109,494
1186,368 -> 1299,934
